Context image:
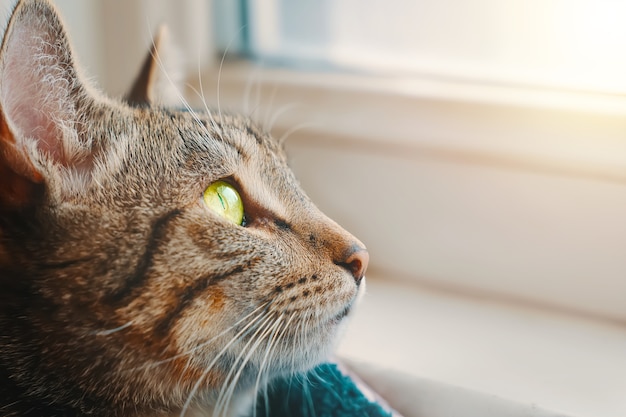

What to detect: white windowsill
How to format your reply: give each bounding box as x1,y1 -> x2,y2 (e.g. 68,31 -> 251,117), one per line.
338,273 -> 626,417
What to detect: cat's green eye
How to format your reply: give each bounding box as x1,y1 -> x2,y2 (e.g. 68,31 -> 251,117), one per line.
203,181 -> 245,225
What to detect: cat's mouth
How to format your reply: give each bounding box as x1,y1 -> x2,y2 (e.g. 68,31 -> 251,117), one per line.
331,304 -> 352,323
328,277 -> 365,325
327,297 -> 358,326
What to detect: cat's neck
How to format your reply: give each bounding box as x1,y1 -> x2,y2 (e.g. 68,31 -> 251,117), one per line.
0,366 -> 78,417
164,389 -> 255,417
0,363 -> 256,417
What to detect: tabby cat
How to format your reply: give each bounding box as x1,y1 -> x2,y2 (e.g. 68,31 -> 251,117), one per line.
0,1 -> 369,416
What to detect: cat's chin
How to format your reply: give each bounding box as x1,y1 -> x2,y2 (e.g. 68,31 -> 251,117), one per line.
288,279 -> 366,374
331,277 -> 366,324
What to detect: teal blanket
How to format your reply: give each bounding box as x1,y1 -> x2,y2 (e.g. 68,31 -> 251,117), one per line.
254,363 -> 393,417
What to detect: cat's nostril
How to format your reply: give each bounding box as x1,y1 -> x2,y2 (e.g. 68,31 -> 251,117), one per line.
339,246 -> 369,285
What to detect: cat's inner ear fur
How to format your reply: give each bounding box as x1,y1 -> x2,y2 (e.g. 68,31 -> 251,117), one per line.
125,25 -> 184,108
0,0 -> 93,207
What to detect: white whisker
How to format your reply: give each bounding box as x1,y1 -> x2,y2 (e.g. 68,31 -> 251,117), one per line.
252,312 -> 294,417
303,375 -> 317,417
213,25 -> 247,127
193,36 -> 223,141
180,308 -> 271,417
185,82 -> 223,139
91,321 -> 133,336
292,316 -> 305,373
216,52 -> 227,127
261,83 -> 279,131
129,302 -> 270,373
214,313 -> 283,417
144,25 -> 214,143
265,102 -> 302,135
213,314 -> 275,415
278,122 -> 321,146
243,65 -> 263,117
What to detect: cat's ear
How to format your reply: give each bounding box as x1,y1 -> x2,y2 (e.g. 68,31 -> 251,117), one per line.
0,0 -> 93,208
125,25 -> 184,107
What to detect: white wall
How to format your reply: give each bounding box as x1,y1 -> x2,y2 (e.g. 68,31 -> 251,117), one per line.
0,0 -> 213,97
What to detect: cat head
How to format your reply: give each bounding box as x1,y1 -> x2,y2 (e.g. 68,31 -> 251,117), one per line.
0,0 -> 368,414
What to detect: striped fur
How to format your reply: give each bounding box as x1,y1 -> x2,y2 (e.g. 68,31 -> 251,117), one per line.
0,1 -> 369,416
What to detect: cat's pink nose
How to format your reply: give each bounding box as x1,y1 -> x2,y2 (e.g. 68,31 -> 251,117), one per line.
339,245 -> 369,285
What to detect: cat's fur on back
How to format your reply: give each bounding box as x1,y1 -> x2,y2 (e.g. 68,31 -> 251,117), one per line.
0,1 -> 368,416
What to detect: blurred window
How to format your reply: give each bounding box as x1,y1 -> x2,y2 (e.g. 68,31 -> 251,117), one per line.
217,0 -> 626,94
